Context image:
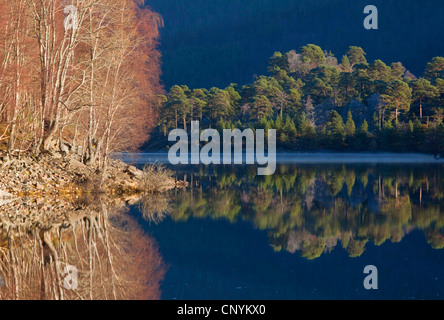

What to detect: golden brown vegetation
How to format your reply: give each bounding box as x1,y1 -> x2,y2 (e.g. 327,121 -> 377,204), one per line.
0,0 -> 163,167
141,163 -> 175,193
0,199 -> 166,300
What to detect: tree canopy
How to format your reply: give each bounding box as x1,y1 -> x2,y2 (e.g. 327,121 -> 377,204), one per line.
151,44 -> 444,155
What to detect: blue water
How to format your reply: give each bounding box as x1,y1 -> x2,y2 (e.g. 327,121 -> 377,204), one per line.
129,213 -> 443,300
122,155 -> 444,300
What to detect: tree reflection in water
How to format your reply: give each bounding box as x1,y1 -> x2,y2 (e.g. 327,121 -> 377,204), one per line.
164,164 -> 444,260
139,194 -> 171,224
0,196 -> 166,300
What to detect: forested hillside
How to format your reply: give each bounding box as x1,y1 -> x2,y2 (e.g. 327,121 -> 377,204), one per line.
147,0 -> 444,89
151,45 -> 444,154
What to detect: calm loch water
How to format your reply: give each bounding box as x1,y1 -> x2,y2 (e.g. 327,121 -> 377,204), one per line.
128,155 -> 444,300
1,154 -> 443,300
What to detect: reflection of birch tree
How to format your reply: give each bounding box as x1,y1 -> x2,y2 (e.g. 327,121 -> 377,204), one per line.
0,198 -> 166,300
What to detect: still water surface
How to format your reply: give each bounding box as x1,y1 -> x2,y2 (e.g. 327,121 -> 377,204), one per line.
0,153 -> 443,300
126,153 -> 444,300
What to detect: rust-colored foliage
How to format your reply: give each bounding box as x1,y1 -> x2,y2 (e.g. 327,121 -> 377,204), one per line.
0,201 -> 167,300
0,0 -> 163,160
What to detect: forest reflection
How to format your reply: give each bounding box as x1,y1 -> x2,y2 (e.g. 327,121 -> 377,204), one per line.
0,196 -> 166,300
161,164 -> 444,260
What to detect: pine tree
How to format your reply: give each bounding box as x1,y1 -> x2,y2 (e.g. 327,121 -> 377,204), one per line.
325,110 -> 346,149
360,120 -> 369,136
425,57 -> 444,80
251,95 -> 273,121
283,116 -> 297,144
301,44 -> 326,68
340,55 -> 352,72
382,80 -> 412,123
410,78 -> 438,119
268,51 -> 289,74
390,62 -> 405,80
369,60 -> 391,82
345,111 -> 356,137
346,46 -> 367,67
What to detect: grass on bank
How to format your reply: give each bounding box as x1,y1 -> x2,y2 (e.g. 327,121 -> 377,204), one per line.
141,163 -> 175,193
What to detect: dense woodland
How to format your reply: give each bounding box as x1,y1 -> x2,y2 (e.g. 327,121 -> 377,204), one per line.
152,45 -> 444,154
1,1 -> 443,159
0,0 -> 162,167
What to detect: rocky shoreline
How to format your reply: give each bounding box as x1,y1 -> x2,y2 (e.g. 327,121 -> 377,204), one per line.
0,151 -> 178,200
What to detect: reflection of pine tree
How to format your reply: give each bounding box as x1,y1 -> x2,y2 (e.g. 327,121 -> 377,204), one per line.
303,179 -> 315,211
166,165 -> 444,260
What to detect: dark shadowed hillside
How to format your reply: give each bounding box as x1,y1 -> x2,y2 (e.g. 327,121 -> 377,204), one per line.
146,0 -> 444,89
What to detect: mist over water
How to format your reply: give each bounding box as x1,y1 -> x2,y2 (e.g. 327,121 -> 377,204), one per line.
115,152 -> 444,165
